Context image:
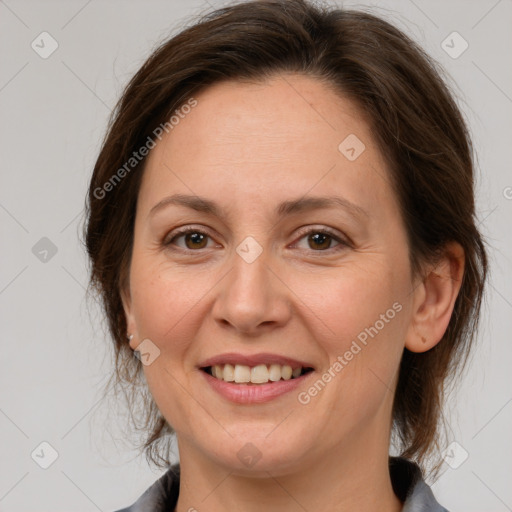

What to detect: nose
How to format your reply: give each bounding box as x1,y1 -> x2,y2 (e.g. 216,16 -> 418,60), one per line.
212,249 -> 292,336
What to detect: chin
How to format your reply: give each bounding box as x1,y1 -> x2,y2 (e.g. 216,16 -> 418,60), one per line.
198,428 -> 311,476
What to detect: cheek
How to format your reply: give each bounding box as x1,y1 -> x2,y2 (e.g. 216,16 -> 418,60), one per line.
290,260 -> 407,403
128,256 -> 206,428
313,275 -> 405,420
129,255 -> 201,355
294,260 -> 406,348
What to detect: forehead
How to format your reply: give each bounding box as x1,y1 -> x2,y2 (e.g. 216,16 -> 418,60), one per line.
138,74 -> 397,222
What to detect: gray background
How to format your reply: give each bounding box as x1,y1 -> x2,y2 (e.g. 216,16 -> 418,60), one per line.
0,0 -> 511,510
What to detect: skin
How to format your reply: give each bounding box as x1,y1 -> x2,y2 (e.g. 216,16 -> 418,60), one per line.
122,74 -> 464,512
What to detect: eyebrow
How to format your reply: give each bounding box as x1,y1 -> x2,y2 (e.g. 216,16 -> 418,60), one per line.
148,193 -> 369,221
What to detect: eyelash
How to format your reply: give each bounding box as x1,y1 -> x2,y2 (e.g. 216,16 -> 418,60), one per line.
163,225 -> 350,254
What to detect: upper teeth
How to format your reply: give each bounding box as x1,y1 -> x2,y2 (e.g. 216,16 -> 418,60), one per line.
210,364 -> 303,384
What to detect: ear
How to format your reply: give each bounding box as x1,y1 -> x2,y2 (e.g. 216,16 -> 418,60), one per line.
405,242 -> 465,353
120,282 -> 139,351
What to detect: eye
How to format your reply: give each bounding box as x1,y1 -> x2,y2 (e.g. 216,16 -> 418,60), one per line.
291,227 -> 348,252
164,228 -> 217,251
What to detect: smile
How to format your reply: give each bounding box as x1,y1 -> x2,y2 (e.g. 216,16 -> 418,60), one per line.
202,363 -> 313,384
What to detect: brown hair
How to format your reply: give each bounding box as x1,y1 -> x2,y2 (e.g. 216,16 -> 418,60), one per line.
84,0 -> 488,471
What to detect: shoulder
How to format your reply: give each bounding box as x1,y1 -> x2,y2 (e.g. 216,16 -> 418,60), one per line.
390,457 -> 449,512
113,464 -> 180,512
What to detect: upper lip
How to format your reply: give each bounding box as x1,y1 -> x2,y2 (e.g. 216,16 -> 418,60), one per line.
198,352 -> 315,370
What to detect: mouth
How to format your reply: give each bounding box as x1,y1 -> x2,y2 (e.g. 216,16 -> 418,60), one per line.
198,353 -> 315,403
201,363 -> 314,385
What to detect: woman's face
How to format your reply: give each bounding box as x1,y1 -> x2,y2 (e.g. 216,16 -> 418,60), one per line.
123,74 -> 420,475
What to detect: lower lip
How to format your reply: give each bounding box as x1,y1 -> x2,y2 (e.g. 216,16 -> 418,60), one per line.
201,370 -> 312,404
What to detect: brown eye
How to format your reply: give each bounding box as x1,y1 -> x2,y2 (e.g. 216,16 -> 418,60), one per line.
165,229 -> 214,251
307,232 -> 334,250
182,232 -> 208,249
293,228 -> 347,252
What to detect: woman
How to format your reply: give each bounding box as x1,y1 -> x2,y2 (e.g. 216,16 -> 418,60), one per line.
85,1 -> 488,511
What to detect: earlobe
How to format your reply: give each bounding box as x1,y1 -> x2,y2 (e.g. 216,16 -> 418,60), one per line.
121,285 -> 138,350
126,333 -> 139,351
405,242 -> 465,353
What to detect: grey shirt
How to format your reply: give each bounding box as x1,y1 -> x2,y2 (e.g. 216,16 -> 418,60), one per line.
115,457 -> 448,512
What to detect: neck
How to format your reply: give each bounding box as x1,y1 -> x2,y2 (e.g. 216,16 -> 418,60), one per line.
174,433 -> 403,512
